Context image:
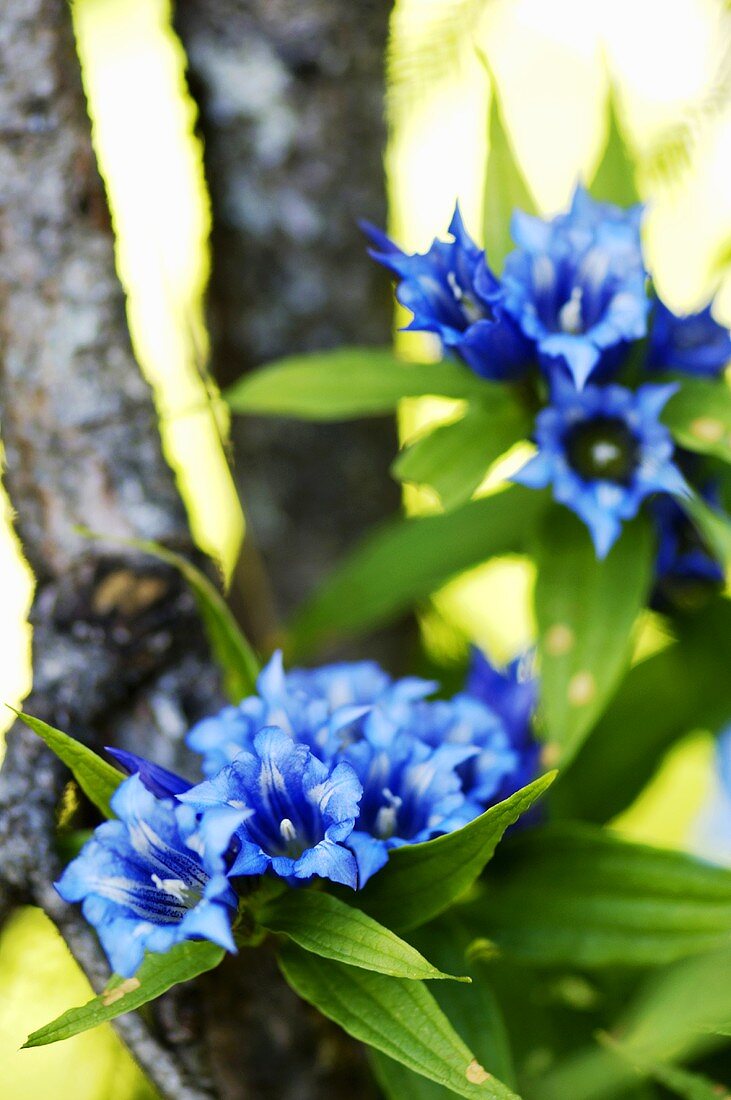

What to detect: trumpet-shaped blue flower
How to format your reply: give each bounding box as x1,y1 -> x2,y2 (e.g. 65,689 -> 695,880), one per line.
465,648 -> 540,800
363,205 -> 532,381
187,650 -> 435,775
55,775 -> 245,977
692,725 -> 731,866
376,694 -> 518,807
652,489 -> 725,609
181,727 -> 363,890
514,376 -> 690,557
106,747 -> 193,799
501,187 -> 648,388
342,729 -> 480,886
649,299 -> 731,378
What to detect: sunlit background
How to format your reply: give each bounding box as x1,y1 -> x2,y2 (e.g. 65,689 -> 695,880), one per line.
1,0 -> 729,1094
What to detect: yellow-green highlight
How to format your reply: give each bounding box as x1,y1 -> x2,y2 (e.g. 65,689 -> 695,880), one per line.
0,908 -> 156,1100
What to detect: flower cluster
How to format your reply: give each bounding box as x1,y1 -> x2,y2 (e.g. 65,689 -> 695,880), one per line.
57,650 -> 539,974
368,187 -> 730,569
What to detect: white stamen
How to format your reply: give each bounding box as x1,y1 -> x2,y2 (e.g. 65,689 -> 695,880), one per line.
151,874 -> 189,904
279,818 -> 297,843
375,788 -> 403,840
447,271 -> 463,300
559,286 -> 584,334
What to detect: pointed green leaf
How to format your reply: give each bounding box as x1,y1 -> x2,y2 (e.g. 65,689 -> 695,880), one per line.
24,940 -> 225,1047
481,74 -> 537,271
277,946 -> 518,1099
553,599 -> 731,824
662,377 -> 731,464
226,348 -> 488,420
259,890 -> 468,981
534,508 -> 654,764
288,485 -> 547,658
685,493 -> 731,568
589,91 -> 639,206
599,1034 -> 730,1100
393,396 -> 530,510
17,712 -> 123,818
462,823 -> 731,968
354,774 -> 555,933
536,946 -> 731,1100
77,531 -> 260,702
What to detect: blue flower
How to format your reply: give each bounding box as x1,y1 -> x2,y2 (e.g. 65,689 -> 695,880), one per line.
648,299 -> 731,378
501,186 -> 648,388
55,775 -> 246,977
187,650 -> 435,775
180,726 -> 363,890
376,694 -> 518,807
513,375 -> 690,557
652,487 -> 725,609
692,725 -> 731,866
465,648 -> 540,799
342,727 -> 480,886
106,748 -> 193,799
363,205 -> 533,381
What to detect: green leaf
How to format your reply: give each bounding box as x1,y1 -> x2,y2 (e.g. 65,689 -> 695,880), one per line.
589,90 -> 639,206
225,348 -> 488,420
370,921 -> 517,1100
78,532 -> 260,703
553,599 -> 731,823
598,1034 -> 730,1100
24,940 -> 225,1047
258,890 -> 467,982
461,823 -> 731,968
534,508 -> 654,764
16,712 -> 123,818
534,946 -> 731,1100
662,378 -> 731,464
481,68 -> 537,272
354,774 -> 555,933
288,485 -> 547,658
277,946 -> 518,1099
392,396 -> 530,510
685,494 -> 731,568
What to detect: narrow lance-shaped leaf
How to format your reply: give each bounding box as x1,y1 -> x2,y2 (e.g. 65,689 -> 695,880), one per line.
589,89 -> 640,207
77,530 -> 260,702
553,599 -> 731,824
258,890 -> 468,982
393,396 -> 530,511
354,773 -> 555,933
534,508 -> 654,765
535,945 -> 731,1100
278,946 -> 518,1100
598,1033 -> 730,1100
226,348 -> 489,420
25,940 -> 225,1047
288,485 -> 548,659
685,493 -> 731,569
461,823 -> 731,968
16,712 -> 123,819
662,377 -> 731,464
479,58 -> 537,271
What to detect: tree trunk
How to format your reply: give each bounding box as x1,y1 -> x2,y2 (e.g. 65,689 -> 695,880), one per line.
0,2 -> 381,1097
174,0 -> 406,670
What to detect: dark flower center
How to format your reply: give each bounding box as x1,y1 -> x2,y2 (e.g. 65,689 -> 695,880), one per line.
565,417 -> 639,483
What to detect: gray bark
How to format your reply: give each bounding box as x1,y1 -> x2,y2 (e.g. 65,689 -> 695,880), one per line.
174,0 -> 407,669
0,2 -> 224,1096
0,2 -> 381,1097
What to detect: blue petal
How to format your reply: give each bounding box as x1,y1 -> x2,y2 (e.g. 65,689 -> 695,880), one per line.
105,748 -> 192,798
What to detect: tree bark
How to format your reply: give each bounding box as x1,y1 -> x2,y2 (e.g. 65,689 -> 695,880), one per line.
0,2 -> 380,1097
174,0 -> 406,669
